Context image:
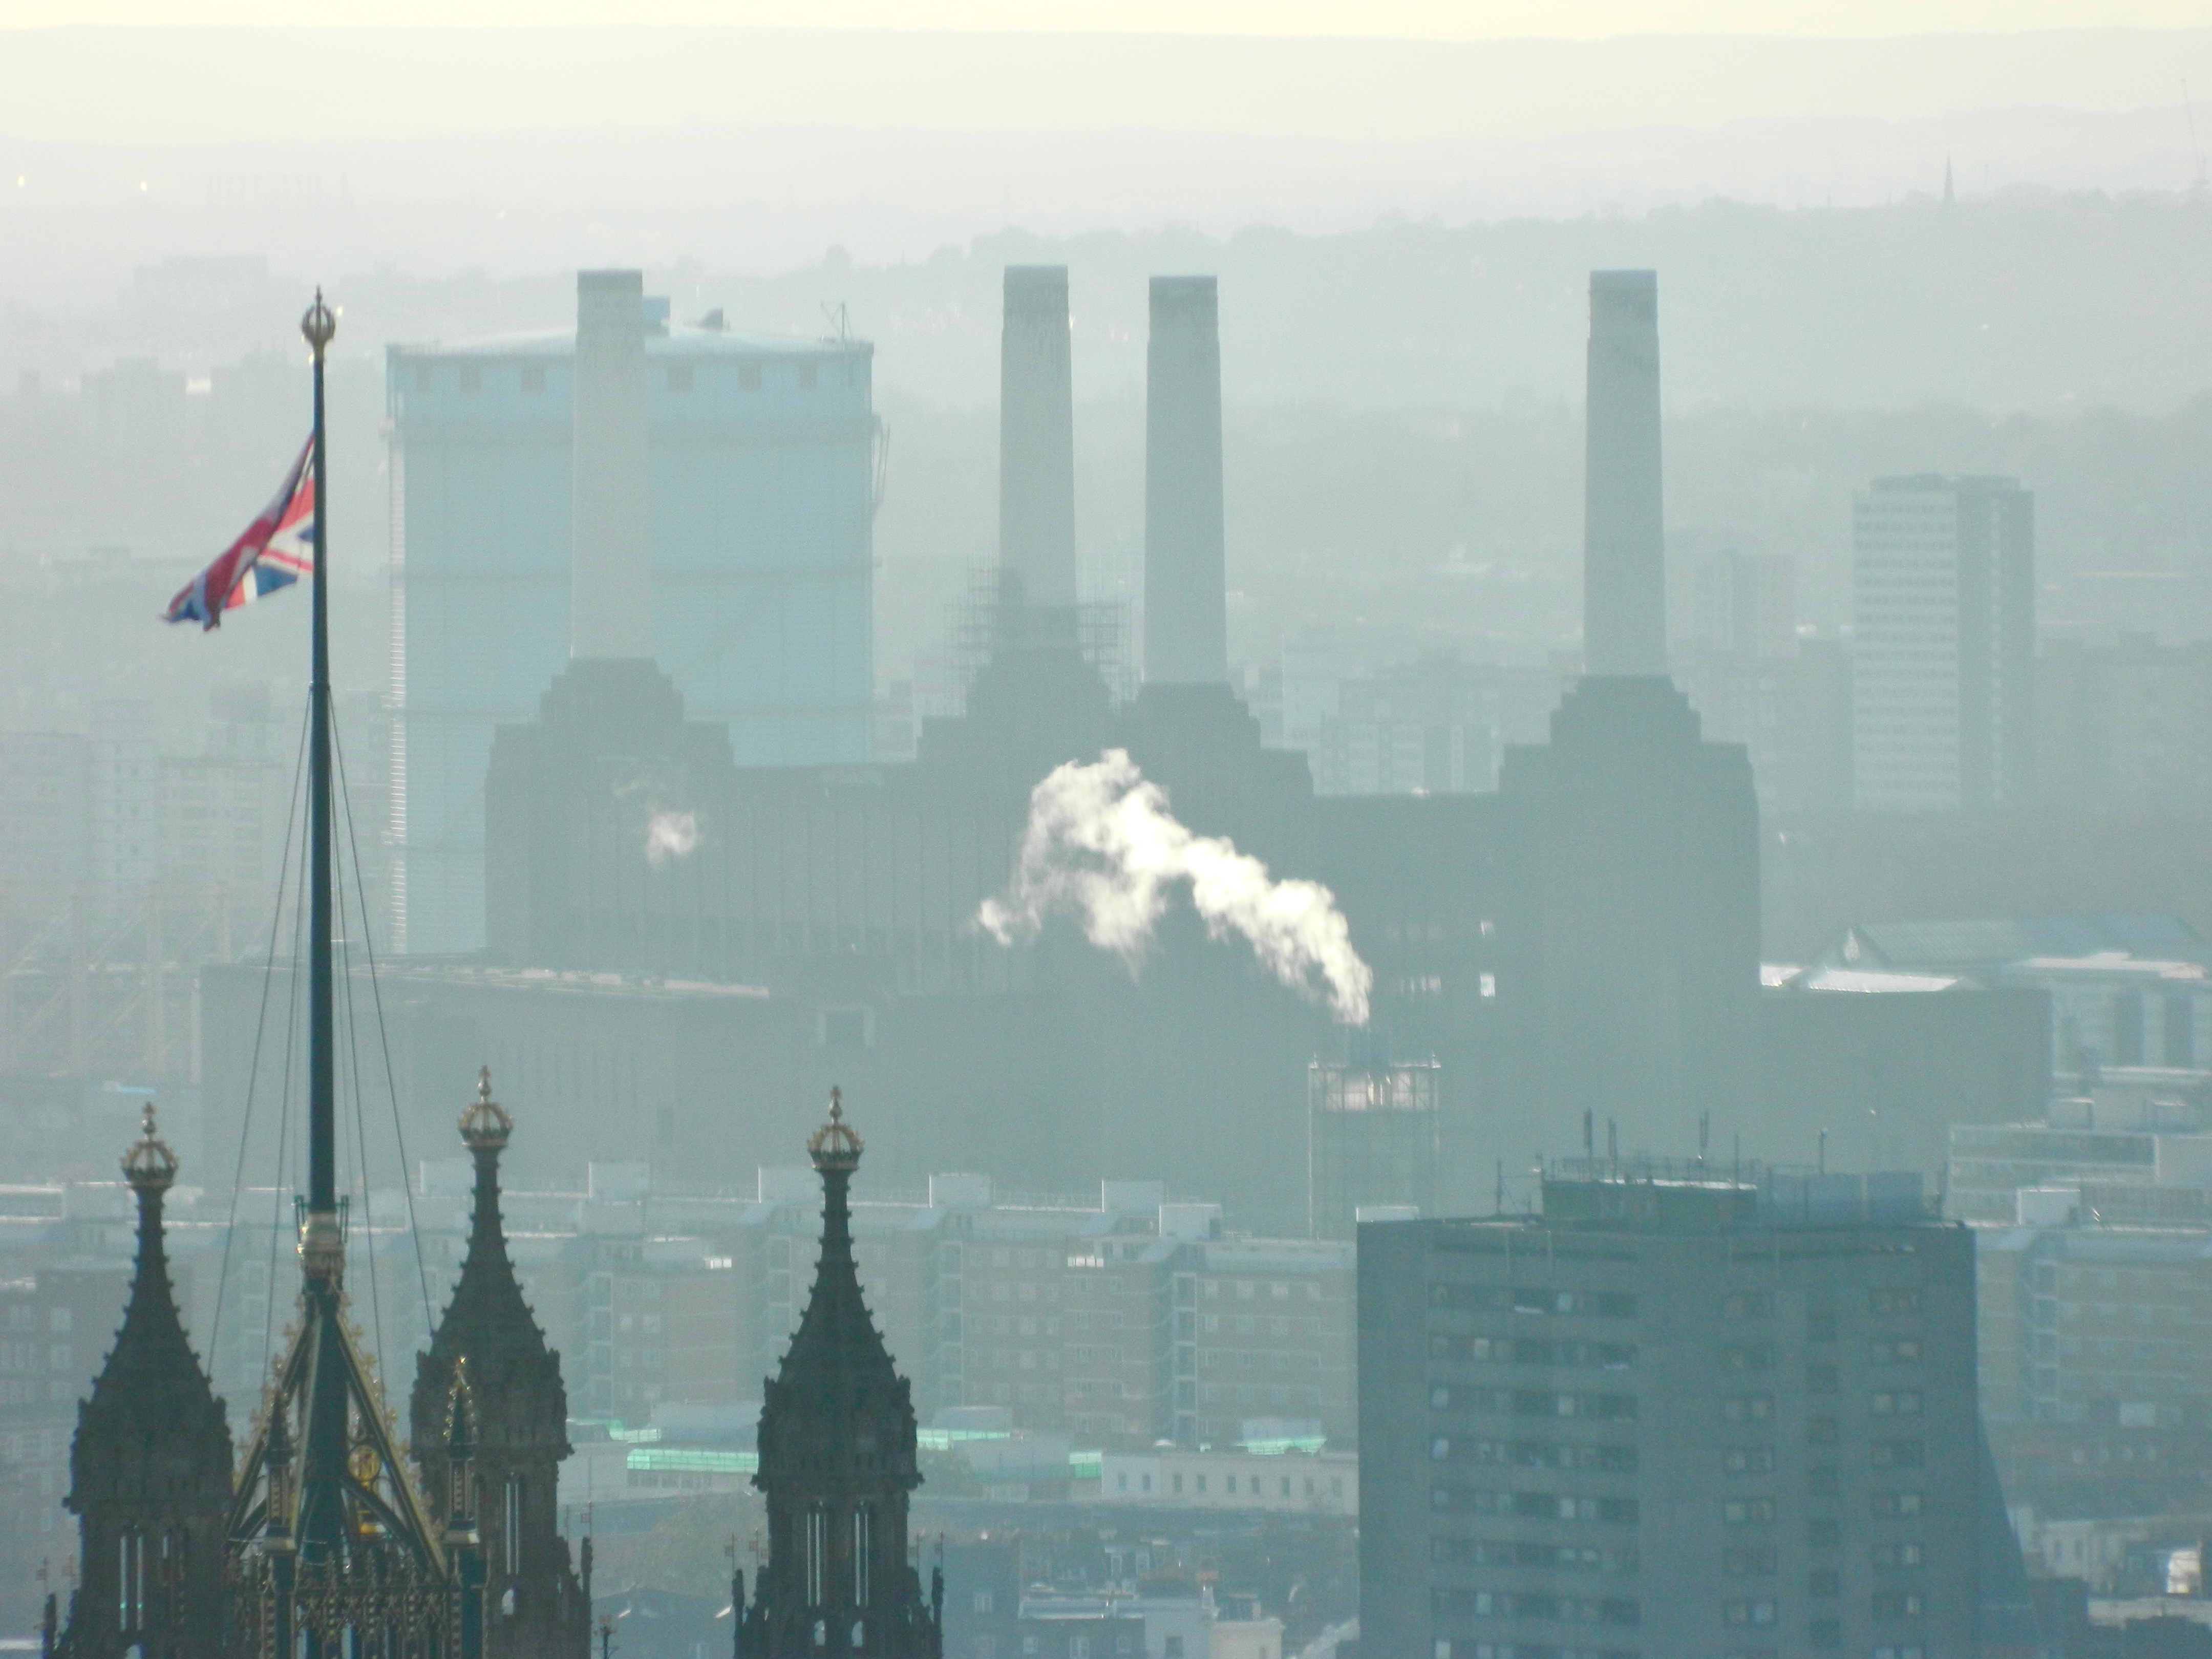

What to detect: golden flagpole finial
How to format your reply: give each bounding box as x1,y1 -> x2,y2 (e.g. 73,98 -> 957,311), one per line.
301,288 -> 336,357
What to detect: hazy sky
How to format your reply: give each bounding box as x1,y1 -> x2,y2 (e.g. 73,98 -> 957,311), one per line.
8,0 -> 2212,32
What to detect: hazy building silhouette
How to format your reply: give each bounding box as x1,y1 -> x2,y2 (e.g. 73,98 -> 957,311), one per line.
1852,474 -> 2035,813
1496,271 -> 1760,1156
1358,1172 -> 2014,1659
388,269 -> 876,952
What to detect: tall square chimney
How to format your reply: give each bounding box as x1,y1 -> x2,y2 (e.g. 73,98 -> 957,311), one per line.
571,268 -> 653,661
1583,270 -> 1666,679
1144,275 -> 1228,687
998,266 -> 1078,613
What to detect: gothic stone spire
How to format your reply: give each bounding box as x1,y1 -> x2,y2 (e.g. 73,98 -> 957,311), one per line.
745,1090 -> 943,1659
60,1104 -> 232,1656
412,1068 -> 589,1656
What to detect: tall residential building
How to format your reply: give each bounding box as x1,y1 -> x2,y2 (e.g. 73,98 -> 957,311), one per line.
387,278 -> 877,954
1360,1172 -> 2026,1659
1852,475 -> 2035,813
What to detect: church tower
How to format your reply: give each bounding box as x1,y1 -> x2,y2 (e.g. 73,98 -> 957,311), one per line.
742,1091 -> 943,1659
411,1069 -> 589,1656
57,1105 -> 232,1657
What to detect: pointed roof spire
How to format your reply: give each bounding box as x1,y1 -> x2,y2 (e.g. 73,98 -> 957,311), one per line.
69,1102 -> 230,1525
1943,154 -> 1955,207
413,1066 -> 568,1462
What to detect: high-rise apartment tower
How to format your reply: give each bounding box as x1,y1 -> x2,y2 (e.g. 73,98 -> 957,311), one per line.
1852,474 -> 2035,812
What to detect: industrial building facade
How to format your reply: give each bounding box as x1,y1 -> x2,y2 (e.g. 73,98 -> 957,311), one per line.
386,304 -> 877,954
1358,1177 -> 2006,1659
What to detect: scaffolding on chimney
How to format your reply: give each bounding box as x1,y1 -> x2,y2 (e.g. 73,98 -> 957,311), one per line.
939,563 -> 1132,718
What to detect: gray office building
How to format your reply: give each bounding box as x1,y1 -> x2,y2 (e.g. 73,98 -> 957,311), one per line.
1359,1172 -> 2030,1659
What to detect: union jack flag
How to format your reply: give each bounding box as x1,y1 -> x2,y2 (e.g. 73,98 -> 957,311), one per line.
163,436 -> 314,629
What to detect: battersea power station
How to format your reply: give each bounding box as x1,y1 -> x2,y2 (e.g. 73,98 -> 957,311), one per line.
202,266 -> 2028,1230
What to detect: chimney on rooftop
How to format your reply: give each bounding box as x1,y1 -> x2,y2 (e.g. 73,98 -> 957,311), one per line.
1144,275 -> 1228,687
570,268 -> 653,661
998,265 -> 1077,614
1582,269 -> 1667,679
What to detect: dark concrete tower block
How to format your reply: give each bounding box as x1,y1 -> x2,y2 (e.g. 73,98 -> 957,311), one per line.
1144,275 -> 1227,687
742,1092 -> 943,1659
59,1107 -> 232,1658
571,268 -> 653,661
1583,270 -> 1666,678
998,266 -> 1078,614
413,1070 -> 589,1658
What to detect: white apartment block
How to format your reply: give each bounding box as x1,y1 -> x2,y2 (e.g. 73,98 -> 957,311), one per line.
1853,475 -> 2034,812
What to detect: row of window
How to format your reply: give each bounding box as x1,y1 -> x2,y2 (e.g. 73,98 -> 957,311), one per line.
1722,1596 -> 1931,1628
1431,1539 -> 1638,1575
1433,1590 -> 1640,1627
1723,1493 -> 1926,1526
1430,1286 -> 1640,1319
1431,1437 -> 1637,1473
1723,1544 -> 1925,1577
1433,1387 -> 1637,1420
1431,1485 -> 1639,1524
1430,1335 -> 1635,1371
407,359 -> 825,396
1432,1643 -> 1639,1659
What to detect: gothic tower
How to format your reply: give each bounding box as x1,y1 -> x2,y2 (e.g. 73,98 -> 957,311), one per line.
742,1091 -> 943,1659
411,1069 -> 589,1656
57,1105 -> 232,1657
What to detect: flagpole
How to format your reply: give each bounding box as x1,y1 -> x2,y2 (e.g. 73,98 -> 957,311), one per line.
305,289 -> 336,1223
294,289 -> 349,1560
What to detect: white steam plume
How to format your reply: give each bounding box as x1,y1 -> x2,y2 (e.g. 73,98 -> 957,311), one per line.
646,810 -> 700,866
977,749 -> 1372,1025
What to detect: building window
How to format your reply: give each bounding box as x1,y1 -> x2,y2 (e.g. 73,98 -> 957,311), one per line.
668,364 -> 694,393
740,361 -> 763,391
504,1473 -> 523,1576
459,365 -> 481,394
854,1506 -> 872,1606
799,363 -> 819,390
805,1508 -> 827,1607
520,365 -> 546,396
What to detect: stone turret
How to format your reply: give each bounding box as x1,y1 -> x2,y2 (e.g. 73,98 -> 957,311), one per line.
742,1090 -> 943,1659
412,1069 -> 589,1656
58,1104 -> 231,1658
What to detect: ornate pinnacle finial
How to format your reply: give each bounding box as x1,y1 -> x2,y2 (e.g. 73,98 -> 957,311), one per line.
301,288 -> 336,356
121,1101 -> 178,1194
806,1085 -> 863,1173
458,1064 -> 513,1152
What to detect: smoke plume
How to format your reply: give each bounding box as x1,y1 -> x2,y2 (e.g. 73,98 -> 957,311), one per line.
646,810 -> 700,866
978,749 -> 1372,1025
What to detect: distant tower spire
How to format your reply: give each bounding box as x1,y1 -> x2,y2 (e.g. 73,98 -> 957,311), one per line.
742,1089 -> 942,1659
1943,154 -> 1955,207
413,1067 -> 591,1657
58,1104 -> 232,1654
